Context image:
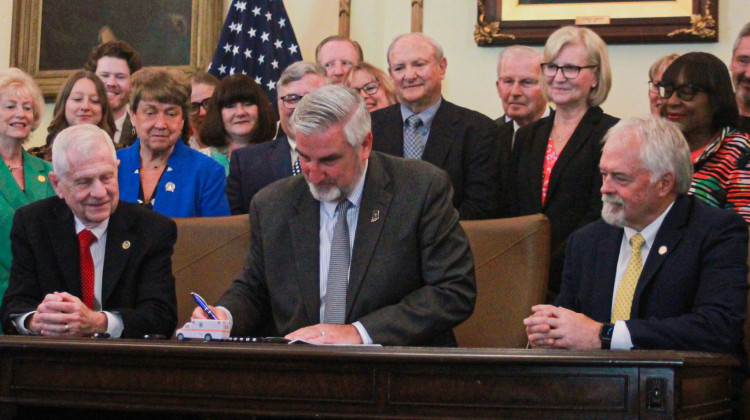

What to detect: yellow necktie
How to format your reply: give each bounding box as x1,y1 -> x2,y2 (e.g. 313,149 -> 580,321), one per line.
611,233 -> 646,322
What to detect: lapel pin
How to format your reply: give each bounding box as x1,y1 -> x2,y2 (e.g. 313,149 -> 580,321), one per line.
122,241 -> 131,250
658,245 -> 667,255
165,182 -> 176,192
37,175 -> 46,182
371,210 -> 380,222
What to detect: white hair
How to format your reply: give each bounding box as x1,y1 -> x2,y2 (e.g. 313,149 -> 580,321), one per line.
52,124 -> 117,178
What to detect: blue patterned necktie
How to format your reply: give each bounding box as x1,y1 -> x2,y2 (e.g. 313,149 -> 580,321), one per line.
323,200 -> 351,324
404,114 -> 424,159
292,155 -> 301,175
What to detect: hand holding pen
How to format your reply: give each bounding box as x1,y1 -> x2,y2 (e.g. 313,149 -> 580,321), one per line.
190,292 -> 227,320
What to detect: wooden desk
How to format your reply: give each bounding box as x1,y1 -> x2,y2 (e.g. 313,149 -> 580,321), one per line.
0,336 -> 736,419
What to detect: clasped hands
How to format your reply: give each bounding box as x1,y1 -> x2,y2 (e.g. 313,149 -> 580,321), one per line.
523,304 -> 602,350
29,292 -> 108,336
191,305 -> 363,344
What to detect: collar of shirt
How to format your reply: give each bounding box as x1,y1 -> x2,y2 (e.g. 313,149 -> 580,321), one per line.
320,160 -> 368,218
74,217 -> 110,239
400,99 -> 442,137
288,136 -> 298,161
622,200 -> 675,254
114,107 -> 129,132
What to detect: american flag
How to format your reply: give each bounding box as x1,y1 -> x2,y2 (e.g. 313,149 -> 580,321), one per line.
208,0 -> 302,108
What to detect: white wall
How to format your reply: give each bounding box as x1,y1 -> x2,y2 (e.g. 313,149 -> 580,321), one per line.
1,0 -> 748,146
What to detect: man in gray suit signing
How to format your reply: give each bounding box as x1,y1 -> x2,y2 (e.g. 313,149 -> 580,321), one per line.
193,85 -> 476,346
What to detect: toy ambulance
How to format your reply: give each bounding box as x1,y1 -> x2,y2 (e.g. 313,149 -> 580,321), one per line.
175,319 -> 232,341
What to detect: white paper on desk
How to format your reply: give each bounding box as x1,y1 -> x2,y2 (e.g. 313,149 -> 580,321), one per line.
287,339 -> 382,346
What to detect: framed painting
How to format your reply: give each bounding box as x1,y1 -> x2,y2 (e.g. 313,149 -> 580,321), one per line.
475,0 -> 718,46
10,0 -> 224,99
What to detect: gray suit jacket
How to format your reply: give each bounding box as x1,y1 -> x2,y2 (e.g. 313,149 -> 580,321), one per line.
217,152 -> 476,346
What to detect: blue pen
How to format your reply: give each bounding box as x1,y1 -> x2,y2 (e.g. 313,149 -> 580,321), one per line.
191,292 -> 218,320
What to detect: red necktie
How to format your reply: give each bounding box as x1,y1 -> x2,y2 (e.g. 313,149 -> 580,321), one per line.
78,229 -> 97,309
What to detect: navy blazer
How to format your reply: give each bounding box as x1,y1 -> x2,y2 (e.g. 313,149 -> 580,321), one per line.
227,136 -> 294,215
556,195 -> 748,369
371,100 -> 503,220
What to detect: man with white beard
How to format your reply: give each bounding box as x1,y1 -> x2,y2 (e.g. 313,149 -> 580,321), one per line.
524,115 -> 748,400
193,85 -> 476,347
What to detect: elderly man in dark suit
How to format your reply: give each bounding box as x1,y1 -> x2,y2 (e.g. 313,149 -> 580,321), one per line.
495,45 -> 549,150
226,62 -> 328,214
524,115 -> 748,390
370,33 -> 502,220
194,85 -> 476,346
1,125 -> 177,338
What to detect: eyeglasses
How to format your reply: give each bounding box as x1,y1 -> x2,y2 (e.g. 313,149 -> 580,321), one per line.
352,81 -> 380,96
657,83 -> 707,101
647,81 -> 660,93
541,63 -> 597,79
279,94 -> 304,110
190,98 -> 212,115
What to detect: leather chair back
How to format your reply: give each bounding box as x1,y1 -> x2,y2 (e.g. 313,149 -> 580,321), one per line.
454,215 -> 550,348
172,215 -> 250,324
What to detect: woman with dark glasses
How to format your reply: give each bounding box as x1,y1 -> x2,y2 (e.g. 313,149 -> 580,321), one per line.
659,52 -> 750,222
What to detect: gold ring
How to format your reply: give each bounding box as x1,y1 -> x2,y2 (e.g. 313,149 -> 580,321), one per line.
64,324 -> 69,332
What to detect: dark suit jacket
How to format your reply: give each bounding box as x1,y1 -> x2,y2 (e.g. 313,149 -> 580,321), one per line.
217,152 -> 477,346
556,195 -> 748,366
119,113 -> 137,148
1,199 -> 178,338
371,100 -> 502,220
227,136 -> 293,215
509,106 -> 618,296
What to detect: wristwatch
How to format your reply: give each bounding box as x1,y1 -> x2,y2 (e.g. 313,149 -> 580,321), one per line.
600,322 -> 615,350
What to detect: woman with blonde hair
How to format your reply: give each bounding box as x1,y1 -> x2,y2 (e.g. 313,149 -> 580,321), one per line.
0,68 -> 55,307
509,26 -> 619,300
343,62 -> 397,112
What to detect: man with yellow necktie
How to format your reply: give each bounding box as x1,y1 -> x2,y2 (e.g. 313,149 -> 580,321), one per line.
524,115 -> 748,392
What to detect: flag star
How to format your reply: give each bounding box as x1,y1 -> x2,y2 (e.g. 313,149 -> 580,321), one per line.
278,18 -> 286,28
248,28 -> 257,38
232,45 -> 240,55
255,76 -> 262,84
288,44 -> 299,54
252,6 -> 261,16
274,39 -> 283,49
271,60 -> 279,69
241,70 -> 247,75
244,49 -> 252,59
223,43 -> 231,53
230,67 -> 236,75
229,23 -> 237,32
234,1 -> 247,12
266,80 -> 276,90
218,64 -> 227,75
265,12 -> 272,21
261,32 -> 270,42
258,54 -> 265,64
235,23 -> 243,32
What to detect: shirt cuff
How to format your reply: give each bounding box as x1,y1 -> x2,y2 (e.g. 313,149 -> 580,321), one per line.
611,320 -> 634,350
352,321 -> 373,345
103,311 -> 124,338
12,312 -> 36,335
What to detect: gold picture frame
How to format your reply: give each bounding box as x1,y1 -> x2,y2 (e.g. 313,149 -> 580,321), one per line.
476,0 -> 718,46
10,0 -> 224,99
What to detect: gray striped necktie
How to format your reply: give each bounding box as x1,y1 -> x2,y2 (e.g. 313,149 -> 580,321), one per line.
404,114 -> 424,159
323,199 -> 351,324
